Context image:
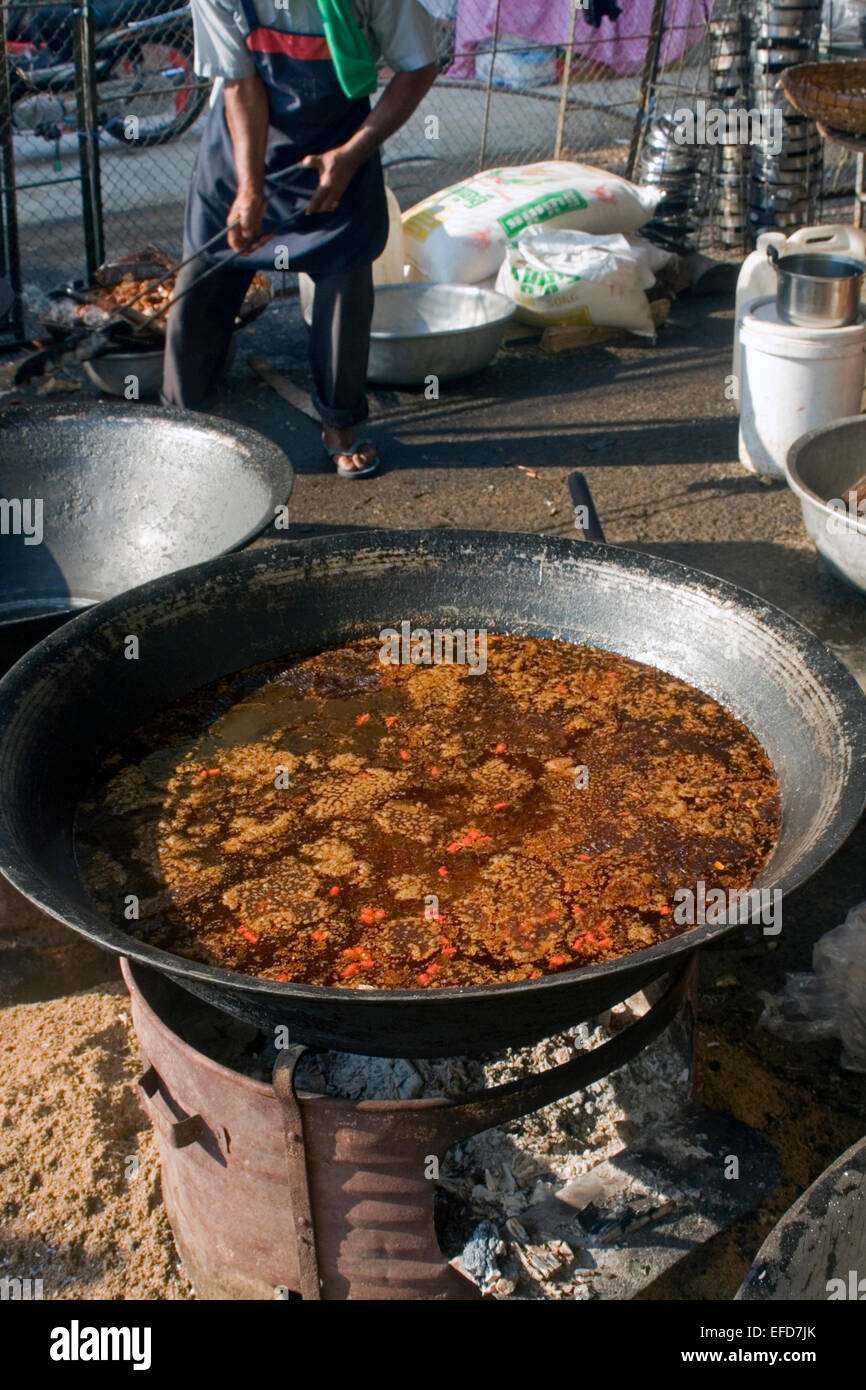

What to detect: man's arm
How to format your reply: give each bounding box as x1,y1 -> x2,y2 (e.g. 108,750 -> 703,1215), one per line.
302,63 -> 437,215
223,74 -> 270,253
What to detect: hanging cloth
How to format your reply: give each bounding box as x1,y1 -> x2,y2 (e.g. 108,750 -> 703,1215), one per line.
314,0 -> 379,98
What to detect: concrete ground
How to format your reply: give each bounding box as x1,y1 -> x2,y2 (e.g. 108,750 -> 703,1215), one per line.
3,281 -> 866,1298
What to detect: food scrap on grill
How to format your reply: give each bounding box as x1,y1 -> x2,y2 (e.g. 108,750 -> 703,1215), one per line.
76,636 -> 781,991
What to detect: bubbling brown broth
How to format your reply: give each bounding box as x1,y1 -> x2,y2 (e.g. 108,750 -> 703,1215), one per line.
76,636 -> 780,990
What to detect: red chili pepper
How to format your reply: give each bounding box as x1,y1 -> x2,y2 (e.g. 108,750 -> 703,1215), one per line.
429,766 -> 439,776
360,908 -> 375,924
356,713 -> 371,725
342,963 -> 359,978
275,974 -> 288,982
493,801 -> 507,810
198,770 -> 208,779
428,963 -> 440,975
597,937 -> 612,949
238,927 -> 258,944
438,867 -> 448,878
572,937 -> 585,950
207,768 -> 221,776
549,954 -> 566,966
441,945 -> 455,956
328,885 -> 340,896
494,743 -> 506,753
579,853 -> 591,862
373,909 -> 385,921
342,947 -> 359,958
417,972 -> 430,985
252,899 -> 270,912
529,970 -> 541,979
659,906 -> 670,916
447,841 -> 462,853
399,750 -> 410,760
311,929 -> 325,941
547,910 -> 559,920
605,671 -> 618,679
555,684 -> 567,694
585,933 -> 596,944
385,715 -> 398,727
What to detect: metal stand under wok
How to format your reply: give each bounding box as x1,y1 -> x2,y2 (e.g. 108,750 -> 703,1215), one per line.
271,963 -> 694,1301
128,955 -> 711,1301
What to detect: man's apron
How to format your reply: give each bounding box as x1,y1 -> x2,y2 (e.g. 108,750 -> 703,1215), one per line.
184,0 -> 389,274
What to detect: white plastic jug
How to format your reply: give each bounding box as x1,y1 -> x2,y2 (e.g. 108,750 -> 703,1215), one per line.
299,185 -> 404,322
738,294 -> 866,478
732,224 -> 866,408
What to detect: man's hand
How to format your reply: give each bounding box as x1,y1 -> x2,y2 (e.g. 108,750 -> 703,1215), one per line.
300,63 -> 438,217
300,148 -> 362,215
226,186 -> 268,253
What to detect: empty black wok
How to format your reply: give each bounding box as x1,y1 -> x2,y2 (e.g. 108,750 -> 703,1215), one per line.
0,401 -> 292,626
0,530 -> 864,1056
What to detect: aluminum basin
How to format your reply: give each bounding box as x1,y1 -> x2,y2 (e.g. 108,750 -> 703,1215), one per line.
366,283 -> 515,386
786,415 -> 866,594
0,401 -> 293,624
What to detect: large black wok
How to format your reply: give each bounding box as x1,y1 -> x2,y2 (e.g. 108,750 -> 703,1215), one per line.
0,530 -> 864,1056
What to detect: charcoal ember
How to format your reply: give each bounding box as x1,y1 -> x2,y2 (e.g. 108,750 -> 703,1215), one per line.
458,1220 -> 516,1296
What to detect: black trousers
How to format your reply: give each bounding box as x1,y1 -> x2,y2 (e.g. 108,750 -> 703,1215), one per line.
160,258 -> 374,429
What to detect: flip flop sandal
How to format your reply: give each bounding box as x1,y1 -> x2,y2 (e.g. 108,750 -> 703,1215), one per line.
325,441 -> 380,479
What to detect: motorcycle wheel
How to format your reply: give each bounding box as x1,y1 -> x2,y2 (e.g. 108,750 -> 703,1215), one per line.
103,32 -> 210,147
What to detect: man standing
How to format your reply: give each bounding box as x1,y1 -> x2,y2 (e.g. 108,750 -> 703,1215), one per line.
161,0 -> 438,476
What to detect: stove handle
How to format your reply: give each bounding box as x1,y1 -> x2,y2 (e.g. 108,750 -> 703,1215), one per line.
567,471 -> 606,543
138,1064 -> 227,1162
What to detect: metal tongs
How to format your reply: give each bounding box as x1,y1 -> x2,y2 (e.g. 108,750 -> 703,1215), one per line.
14,220 -> 254,385
15,165 -> 313,385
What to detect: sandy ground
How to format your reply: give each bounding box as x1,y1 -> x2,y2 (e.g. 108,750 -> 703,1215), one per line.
1,284 -> 865,1300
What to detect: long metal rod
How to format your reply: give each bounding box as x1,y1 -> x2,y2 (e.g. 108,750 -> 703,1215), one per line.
478,0 -> 502,170
0,15 -> 24,338
626,0 -> 667,181
553,0 -> 579,161
73,0 -> 105,278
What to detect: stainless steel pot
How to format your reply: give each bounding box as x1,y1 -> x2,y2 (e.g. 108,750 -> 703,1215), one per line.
768,245 -> 866,327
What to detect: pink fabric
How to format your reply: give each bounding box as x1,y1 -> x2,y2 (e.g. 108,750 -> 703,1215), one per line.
449,0 -> 712,80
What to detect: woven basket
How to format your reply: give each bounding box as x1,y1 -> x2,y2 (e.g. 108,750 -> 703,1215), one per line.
782,62 -> 866,136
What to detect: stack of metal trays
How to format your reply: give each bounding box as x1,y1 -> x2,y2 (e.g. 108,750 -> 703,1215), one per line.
748,0 -> 823,238
637,115 -> 704,251
708,7 -> 749,247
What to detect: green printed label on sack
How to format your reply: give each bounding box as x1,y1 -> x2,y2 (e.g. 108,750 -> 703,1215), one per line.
510,265 -> 578,296
450,186 -> 497,210
498,189 -> 588,238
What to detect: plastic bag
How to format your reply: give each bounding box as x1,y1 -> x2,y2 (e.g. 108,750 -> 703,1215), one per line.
758,901 -> 866,1072
402,162 -> 661,285
495,228 -> 670,336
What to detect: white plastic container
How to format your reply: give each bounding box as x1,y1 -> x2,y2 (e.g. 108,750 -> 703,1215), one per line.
733,224 -> 866,408
738,294 -> 866,478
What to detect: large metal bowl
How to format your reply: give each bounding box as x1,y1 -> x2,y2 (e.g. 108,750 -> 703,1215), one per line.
786,415 -> 866,595
0,401 -> 293,625
367,283 -> 515,385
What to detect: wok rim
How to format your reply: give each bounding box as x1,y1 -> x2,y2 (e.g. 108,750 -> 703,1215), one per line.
0,527 -> 864,1013
0,400 -> 294,626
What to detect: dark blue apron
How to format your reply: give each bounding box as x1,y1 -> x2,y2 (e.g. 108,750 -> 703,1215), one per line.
184,0 -> 389,274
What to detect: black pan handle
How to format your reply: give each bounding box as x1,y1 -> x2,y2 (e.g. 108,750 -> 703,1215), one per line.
568,470 -> 606,543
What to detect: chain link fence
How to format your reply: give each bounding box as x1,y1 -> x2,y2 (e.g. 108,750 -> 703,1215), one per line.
2,0 -> 864,339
